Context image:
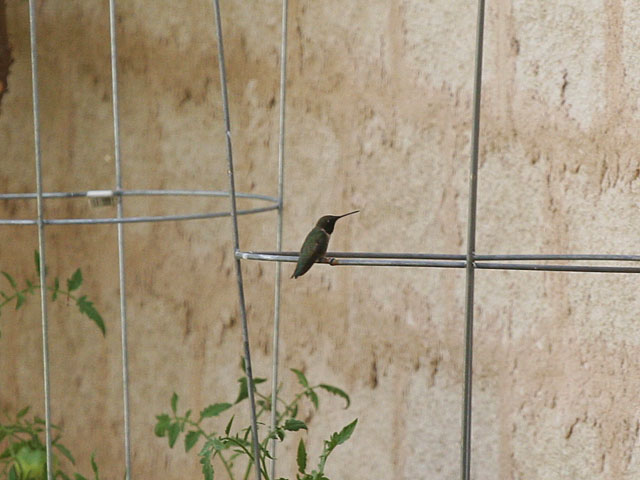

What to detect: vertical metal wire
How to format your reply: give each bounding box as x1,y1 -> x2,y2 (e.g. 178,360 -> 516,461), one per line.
461,1 -> 486,479
108,1 -> 133,478
269,0 -> 288,478
27,2 -> 54,479
211,1 -> 262,479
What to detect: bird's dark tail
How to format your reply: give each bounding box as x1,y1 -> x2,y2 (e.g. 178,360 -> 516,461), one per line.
291,261 -> 314,279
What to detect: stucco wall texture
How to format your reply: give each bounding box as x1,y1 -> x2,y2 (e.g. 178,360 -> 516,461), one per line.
2,1 -> 640,479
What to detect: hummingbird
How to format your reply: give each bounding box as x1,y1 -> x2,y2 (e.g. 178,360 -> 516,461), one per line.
291,210 -> 359,279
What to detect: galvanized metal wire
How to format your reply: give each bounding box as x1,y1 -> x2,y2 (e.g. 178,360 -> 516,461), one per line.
27,2 -> 53,479
269,0 -> 289,478
211,1 -> 263,479
107,0 -> 133,478
235,251 -> 640,273
462,1 -> 486,478
0,190 -> 278,225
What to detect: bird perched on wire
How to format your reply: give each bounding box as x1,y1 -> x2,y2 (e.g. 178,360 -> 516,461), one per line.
291,211 -> 359,279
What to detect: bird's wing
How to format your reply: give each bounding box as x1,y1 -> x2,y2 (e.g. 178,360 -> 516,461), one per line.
291,230 -> 329,278
302,230 -> 329,258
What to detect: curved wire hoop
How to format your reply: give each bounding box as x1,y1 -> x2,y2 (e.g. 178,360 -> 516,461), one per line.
0,189 -> 279,225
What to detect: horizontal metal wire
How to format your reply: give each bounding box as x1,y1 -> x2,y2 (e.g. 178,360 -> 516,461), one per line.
239,250 -> 640,262
0,189 -> 278,202
252,251 -> 465,260
0,189 -> 279,225
477,253 -> 640,261
235,250 -> 640,273
237,251 -> 466,268
475,262 -> 640,273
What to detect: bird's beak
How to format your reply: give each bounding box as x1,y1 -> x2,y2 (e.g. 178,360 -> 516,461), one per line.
337,210 -> 359,219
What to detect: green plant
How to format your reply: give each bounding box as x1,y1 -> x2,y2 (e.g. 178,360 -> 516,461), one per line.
155,365 -> 357,480
0,407 -> 100,480
0,250 -> 105,337
0,251 -> 105,479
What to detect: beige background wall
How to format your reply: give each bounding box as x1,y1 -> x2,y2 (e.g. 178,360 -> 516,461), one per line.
2,1 -> 640,479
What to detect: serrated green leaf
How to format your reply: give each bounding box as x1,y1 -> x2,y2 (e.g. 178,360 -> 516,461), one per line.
185,431 -> 201,452
16,406 -> 30,419
67,269 -> 83,292
76,295 -> 106,336
74,474 -> 88,480
200,453 -> 214,480
168,422 -> 181,448
291,368 -> 309,388
34,250 -> 40,275
9,466 -> 17,480
15,293 -> 25,310
306,389 -> 319,410
235,378 -> 248,404
225,415 -> 234,435
154,414 -> 171,437
200,402 -> 232,419
318,384 -> 351,408
234,376 -> 266,404
53,277 -> 59,301
1,290 -> 8,300
211,437 -> 227,451
297,439 -> 307,473
328,418 -> 358,449
199,439 -> 213,456
54,441 -> 76,464
170,392 -> 178,414
185,409 -> 192,419
284,418 -> 307,431
2,271 -> 16,288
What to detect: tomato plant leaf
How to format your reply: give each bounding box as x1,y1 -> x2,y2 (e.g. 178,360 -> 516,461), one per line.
318,384 -> 351,408
200,403 -> 232,419
171,392 -> 178,414
291,368 -> 309,388
67,269 -> 83,292
185,431 -> 201,452
297,439 -> 307,473
76,295 -> 106,336
284,418 -> 307,431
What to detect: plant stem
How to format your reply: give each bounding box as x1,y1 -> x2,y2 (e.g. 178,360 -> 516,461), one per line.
218,451 -> 235,480
177,416 -> 236,479
0,283 -> 80,310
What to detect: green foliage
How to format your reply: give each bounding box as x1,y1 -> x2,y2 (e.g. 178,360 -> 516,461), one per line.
155,367 -> 357,480
0,251 -> 106,479
200,404 -> 232,420
0,408 -> 101,480
296,439 -> 306,474
0,250 -> 106,337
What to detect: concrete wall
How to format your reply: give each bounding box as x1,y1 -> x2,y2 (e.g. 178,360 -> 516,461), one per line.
2,1 -> 640,478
